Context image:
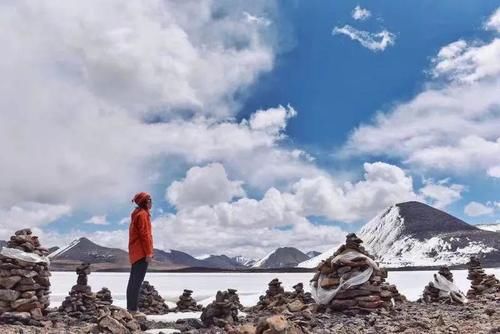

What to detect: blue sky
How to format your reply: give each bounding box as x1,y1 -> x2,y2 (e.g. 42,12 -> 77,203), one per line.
0,1 -> 499,257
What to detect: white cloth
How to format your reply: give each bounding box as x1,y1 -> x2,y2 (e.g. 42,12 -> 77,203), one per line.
0,247 -> 50,264
310,249 -> 379,305
432,273 -> 467,304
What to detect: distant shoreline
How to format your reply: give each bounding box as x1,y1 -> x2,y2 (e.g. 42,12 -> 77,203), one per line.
48,264 -> 500,273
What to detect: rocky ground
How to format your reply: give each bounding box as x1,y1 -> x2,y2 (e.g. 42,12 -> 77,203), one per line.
2,298 -> 497,333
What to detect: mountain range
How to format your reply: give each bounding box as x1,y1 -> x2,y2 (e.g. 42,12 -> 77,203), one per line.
301,201 -> 500,269
1,201 -> 498,270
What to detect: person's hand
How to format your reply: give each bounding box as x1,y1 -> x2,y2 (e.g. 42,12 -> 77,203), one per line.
145,256 -> 153,263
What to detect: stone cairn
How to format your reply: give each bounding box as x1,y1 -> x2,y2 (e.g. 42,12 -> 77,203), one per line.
310,233 -> 405,312
201,289 -> 241,327
175,289 -> 202,312
57,263 -> 144,333
290,283 -> 315,304
467,256 -> 500,299
138,281 -> 169,314
422,266 -> 465,304
228,288 -> 243,310
0,228 -> 51,326
253,279 -> 313,313
254,278 -> 286,311
58,262 -> 100,321
96,287 -> 113,307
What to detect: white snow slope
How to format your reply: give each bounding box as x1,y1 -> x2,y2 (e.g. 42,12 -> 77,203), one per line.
302,205 -> 497,269
359,205 -> 495,267
476,223 -> 500,232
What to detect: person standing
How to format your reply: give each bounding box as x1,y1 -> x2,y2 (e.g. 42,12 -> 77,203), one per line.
126,192 -> 154,317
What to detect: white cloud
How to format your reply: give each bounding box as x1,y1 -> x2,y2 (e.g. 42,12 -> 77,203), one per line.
343,8 -> 500,179
485,7 -> 500,32
432,39 -> 500,83
118,217 -> 130,225
248,105 -> 297,136
0,1 -> 282,210
166,163 -> 246,210
464,201 -> 494,217
332,25 -> 395,52
0,203 -> 71,240
285,162 -> 419,222
419,179 -> 464,209
352,6 -> 371,21
84,215 -> 109,225
244,11 -> 271,27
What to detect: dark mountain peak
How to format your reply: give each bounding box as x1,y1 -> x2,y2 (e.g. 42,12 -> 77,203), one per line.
395,201 -> 478,238
253,247 -> 309,268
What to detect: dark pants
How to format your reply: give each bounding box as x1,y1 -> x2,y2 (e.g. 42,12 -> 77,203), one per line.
126,257 -> 148,311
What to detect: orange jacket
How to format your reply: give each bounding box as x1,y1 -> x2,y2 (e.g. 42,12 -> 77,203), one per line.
128,207 -> 154,264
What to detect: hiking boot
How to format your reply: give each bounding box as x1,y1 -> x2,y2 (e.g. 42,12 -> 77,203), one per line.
129,310 -> 147,320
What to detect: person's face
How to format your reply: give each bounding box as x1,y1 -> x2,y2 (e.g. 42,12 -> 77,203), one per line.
146,197 -> 153,210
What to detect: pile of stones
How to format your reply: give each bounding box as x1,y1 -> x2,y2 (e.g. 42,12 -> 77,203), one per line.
96,305 -> 143,334
421,266 -> 465,304
0,228 -> 51,326
200,290 -> 241,327
58,263 -> 100,321
290,283 -> 315,305
254,278 -> 287,311
467,256 -> 500,300
138,281 -> 169,314
310,233 -> 405,312
175,289 -> 202,312
253,279 -> 314,313
96,287 -> 113,307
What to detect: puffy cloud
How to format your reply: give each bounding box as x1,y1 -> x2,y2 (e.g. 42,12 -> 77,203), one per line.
0,203 -> 71,240
248,105 -> 297,136
352,6 -> 371,21
432,39 -> 500,83
332,25 -> 395,52
244,12 -> 271,27
419,179 -> 464,209
0,0 -> 282,210
166,163 -> 246,209
84,215 -> 109,225
485,7 -> 500,32
343,8 -> 500,179
464,201 -> 494,217
285,162 -> 419,222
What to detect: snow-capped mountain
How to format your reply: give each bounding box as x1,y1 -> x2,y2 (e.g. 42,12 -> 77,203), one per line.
359,201 -> 500,267
49,237 -> 129,264
299,245 -> 341,269
232,256 -> 256,267
476,223 -> 500,233
50,238 -> 247,270
253,247 -> 309,269
306,251 -> 321,258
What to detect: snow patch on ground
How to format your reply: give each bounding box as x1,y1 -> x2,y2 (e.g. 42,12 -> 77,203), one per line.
476,223 -> 500,232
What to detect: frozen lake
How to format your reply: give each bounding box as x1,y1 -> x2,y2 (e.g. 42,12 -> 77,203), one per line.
49,268 -> 500,309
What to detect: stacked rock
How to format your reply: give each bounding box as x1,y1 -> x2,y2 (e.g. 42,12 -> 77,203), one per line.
138,281 -> 169,314
59,262 -> 99,321
96,287 -> 113,307
176,289 -> 202,312
201,290 -> 240,327
467,256 -> 500,299
0,228 -> 51,326
6,228 -> 50,257
228,289 -> 243,310
290,283 -> 315,304
255,279 -> 286,310
310,233 -> 405,312
422,266 -> 464,304
96,305 -> 143,333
